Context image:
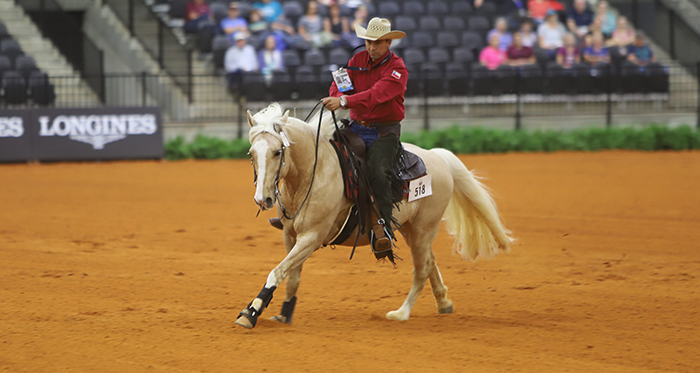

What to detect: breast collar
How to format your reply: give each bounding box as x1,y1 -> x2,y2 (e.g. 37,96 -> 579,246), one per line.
344,51 -> 392,72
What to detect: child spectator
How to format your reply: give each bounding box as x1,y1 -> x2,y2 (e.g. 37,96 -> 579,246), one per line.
324,4 -> 351,48
299,1 -> 331,48
538,11 -> 567,57
506,32 -> 535,66
583,32 -> 610,65
627,34 -> 656,66
480,34 -> 507,70
567,0 -> 594,38
252,0 -> 283,23
225,33 -> 259,90
556,33 -> 580,68
221,3 -> 248,43
518,19 -> 538,48
184,0 -> 216,34
258,35 -> 285,83
248,9 -> 269,38
596,0 -> 617,37
487,17 -> 514,51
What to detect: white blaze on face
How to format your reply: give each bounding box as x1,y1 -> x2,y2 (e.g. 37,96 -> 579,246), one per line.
251,139 -> 270,205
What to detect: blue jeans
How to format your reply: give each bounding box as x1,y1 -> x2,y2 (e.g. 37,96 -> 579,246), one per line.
349,122 -> 379,149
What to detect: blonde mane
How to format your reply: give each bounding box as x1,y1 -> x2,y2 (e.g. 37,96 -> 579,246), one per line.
248,103 -> 339,143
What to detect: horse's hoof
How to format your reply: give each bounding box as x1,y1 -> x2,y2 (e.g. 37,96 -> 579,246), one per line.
270,315 -> 290,324
386,310 -> 409,321
438,305 -> 453,314
235,315 -> 254,329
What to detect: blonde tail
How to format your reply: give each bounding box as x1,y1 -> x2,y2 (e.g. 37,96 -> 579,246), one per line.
430,148 -> 514,261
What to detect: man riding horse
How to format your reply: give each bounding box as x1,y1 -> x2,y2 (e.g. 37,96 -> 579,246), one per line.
320,17 -> 408,256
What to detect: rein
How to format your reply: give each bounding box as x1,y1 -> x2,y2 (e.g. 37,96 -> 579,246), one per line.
272,101 -> 326,220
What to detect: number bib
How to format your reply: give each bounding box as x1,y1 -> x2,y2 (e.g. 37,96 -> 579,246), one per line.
408,174 -> 432,202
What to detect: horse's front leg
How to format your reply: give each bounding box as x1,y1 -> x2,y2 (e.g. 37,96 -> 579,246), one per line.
271,231 -> 302,324
235,233 -> 321,329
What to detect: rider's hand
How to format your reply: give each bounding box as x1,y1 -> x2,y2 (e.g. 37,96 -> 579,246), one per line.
321,96 -> 342,111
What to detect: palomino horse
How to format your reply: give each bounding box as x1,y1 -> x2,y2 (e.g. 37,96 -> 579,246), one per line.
236,103 -> 513,329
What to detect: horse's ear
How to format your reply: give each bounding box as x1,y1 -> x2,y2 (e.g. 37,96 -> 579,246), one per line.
247,110 -> 256,128
281,110 -> 290,124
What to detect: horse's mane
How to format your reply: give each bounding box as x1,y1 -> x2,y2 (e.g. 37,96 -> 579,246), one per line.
248,103 -> 340,143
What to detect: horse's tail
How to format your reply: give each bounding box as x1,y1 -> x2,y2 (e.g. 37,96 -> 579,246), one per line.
430,148 -> 514,261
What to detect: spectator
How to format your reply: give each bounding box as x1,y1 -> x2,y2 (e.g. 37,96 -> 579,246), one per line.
627,34 -> 656,66
606,16 -> 635,48
518,19 -> 538,48
348,5 -> 368,47
184,0 -> 216,34
506,32 -> 535,66
596,0 -> 616,37
583,32 -> 609,65
324,4 -> 351,48
528,0 -> 564,23
225,33 -> 259,90
258,35 -> 285,83
339,0 -> 368,13
556,32 -> 580,68
538,10 -> 567,56
486,17 -> 514,51
567,0 -> 594,38
299,1 -> 331,48
252,0 -> 283,23
221,3 -> 248,43
270,16 -> 306,50
248,9 -> 269,38
480,34 -> 507,70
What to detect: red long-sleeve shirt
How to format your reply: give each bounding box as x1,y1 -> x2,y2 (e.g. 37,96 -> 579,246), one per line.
329,50 -> 408,123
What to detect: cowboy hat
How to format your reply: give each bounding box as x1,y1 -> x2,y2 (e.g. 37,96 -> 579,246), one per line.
355,17 -> 406,41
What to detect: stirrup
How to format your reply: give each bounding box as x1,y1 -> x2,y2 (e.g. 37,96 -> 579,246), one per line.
370,222 -> 393,255
268,217 -> 283,230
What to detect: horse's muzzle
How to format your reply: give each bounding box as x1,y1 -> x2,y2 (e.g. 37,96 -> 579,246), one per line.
255,196 -> 275,210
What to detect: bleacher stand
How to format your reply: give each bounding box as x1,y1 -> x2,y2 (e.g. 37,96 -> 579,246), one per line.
2,70 -> 27,105
28,71 -> 56,106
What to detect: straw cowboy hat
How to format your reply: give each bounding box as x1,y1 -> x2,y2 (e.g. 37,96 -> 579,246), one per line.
355,17 -> 406,41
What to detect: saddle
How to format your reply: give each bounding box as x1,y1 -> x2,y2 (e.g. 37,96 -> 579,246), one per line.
328,122 -> 427,249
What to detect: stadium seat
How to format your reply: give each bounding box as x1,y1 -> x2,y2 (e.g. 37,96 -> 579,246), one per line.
427,1 -> 449,16
411,31 -> 434,50
0,55 -> 11,77
467,16 -> 490,39
2,70 -> 27,104
646,62 -> 669,93
474,1 -> 497,18
271,71 -> 295,101
28,71 -> 55,106
378,1 -> 401,18
444,16 -> 467,32
295,65 -> 323,100
519,64 -> 544,94
283,1 -> 304,26
461,31 -> 484,56
168,0 -> 187,21
470,64 -> 495,96
282,49 -> 301,75
590,62 -> 615,94
0,23 -> 10,41
427,47 -> 450,67
394,15 -> 417,33
451,1 -> 473,15
436,31 -> 460,51
303,49 -> 327,71
421,62 -> 445,97
328,47 -> 350,66
620,61 -> 646,93
1,39 -> 23,63
403,1 -> 425,16
402,48 -> 426,66
493,64 -> 518,95
210,2 -> 228,26
211,35 -> 231,71
572,63 -> 595,94
237,1 -> 251,18
242,71 -> 268,101
418,16 -> 441,33
544,62 -> 573,94
452,47 -> 475,65
14,55 -> 38,80
446,62 -> 469,96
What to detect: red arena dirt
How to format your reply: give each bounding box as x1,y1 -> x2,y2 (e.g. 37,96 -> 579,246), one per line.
1,151 -> 699,372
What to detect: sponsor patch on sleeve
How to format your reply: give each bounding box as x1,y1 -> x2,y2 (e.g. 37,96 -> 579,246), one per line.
391,70 -> 401,79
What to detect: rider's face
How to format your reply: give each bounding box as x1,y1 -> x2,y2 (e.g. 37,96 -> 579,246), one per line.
365,39 -> 391,61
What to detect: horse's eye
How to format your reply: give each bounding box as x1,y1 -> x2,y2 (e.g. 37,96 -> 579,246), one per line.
273,150 -> 282,157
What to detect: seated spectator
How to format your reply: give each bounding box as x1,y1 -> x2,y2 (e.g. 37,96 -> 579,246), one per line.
324,4 -> 351,48
506,33 -> 535,66
348,5 -> 368,48
606,16 -> 635,48
627,34 -> 656,66
299,1 -> 331,48
528,0 -> 564,23
596,0 -> 617,37
225,33 -> 259,90
252,0 -> 283,23
538,11 -> 567,56
480,34 -> 507,70
556,33 -> 580,68
184,0 -> 216,34
270,16 -> 306,50
567,0 -> 594,38
339,0 -> 368,13
258,35 -> 285,83
487,17 -> 514,51
518,19 -> 538,48
248,9 -> 269,38
583,32 -> 610,65
221,3 -> 248,43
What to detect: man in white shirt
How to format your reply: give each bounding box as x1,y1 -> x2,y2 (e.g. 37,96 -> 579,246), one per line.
225,33 -> 259,90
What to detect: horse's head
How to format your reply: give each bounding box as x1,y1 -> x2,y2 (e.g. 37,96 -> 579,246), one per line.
248,104 -> 291,211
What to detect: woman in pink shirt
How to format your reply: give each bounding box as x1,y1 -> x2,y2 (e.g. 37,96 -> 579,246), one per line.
480,34 -> 506,70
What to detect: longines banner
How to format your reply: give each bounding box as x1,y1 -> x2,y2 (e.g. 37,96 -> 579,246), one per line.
0,107 -> 163,162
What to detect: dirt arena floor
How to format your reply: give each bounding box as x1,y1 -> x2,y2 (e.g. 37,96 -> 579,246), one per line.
1,151 -> 699,372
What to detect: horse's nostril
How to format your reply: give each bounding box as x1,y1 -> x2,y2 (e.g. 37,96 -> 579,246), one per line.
265,197 -> 273,208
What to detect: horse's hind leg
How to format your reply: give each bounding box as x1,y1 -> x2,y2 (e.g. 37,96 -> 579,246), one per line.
386,225 -> 441,321
428,259 -> 452,314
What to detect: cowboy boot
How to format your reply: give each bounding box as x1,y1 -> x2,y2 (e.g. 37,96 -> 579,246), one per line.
371,222 -> 392,253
